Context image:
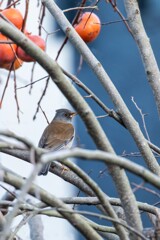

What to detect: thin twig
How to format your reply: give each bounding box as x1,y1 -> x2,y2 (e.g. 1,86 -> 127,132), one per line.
21,0 -> 30,33
17,75 -> 49,90
13,68 -> 20,123
33,76 -> 50,120
107,0 -> 133,37
132,182 -> 160,198
0,68 -> 12,108
29,62 -> 36,94
131,96 -> 150,141
55,0 -> 87,61
63,6 -> 98,13
39,105 -> 50,124
101,19 -> 128,25
38,3 -> 46,36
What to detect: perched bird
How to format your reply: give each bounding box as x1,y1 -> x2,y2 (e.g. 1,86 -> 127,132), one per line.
38,108 -> 76,176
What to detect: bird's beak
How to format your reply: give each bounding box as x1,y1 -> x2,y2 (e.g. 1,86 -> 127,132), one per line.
70,112 -> 77,118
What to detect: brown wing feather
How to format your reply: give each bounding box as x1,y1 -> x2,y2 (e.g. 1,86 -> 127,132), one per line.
38,121 -> 74,150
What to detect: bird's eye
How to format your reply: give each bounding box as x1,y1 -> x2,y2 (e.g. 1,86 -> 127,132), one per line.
65,113 -> 68,117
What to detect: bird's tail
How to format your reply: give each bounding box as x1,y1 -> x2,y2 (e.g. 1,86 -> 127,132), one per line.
38,163 -> 51,176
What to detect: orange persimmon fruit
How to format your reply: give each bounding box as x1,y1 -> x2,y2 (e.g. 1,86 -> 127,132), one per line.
0,33 -> 17,65
1,57 -> 23,70
17,34 -> 46,62
74,12 -> 101,43
1,8 -> 23,29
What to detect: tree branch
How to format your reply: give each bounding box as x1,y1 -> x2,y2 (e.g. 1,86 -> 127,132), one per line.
0,148 -> 94,196
40,148 -> 160,189
1,167 -> 103,240
41,0 -> 160,177
0,15 -> 142,237
123,0 -> 160,117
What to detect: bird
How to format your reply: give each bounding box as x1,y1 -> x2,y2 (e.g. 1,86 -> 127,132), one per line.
38,108 -> 77,176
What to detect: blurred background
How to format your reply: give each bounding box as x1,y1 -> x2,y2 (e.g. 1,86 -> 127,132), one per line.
0,0 -> 160,239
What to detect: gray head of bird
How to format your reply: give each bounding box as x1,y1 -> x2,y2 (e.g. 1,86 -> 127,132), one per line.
53,108 -> 77,123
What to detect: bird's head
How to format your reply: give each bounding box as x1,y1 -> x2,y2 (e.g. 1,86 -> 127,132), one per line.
54,108 -> 77,122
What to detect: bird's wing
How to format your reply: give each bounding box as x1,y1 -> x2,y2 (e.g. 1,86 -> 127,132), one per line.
38,121 -> 74,151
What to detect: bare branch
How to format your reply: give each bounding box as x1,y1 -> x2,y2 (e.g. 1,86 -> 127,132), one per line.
41,0 -> 160,178
1,167 -> 104,240
124,0 -> 160,117
1,156 -> 41,240
40,148 -> 160,190
63,6 -> 98,13
131,97 -> 150,141
0,147 -> 94,196
50,208 -> 147,240
57,161 -> 129,239
0,12 -> 148,237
